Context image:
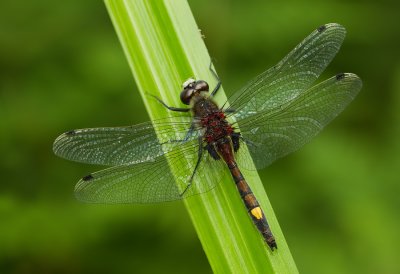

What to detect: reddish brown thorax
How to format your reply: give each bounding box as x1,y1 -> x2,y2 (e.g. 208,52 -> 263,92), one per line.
193,98 -> 233,144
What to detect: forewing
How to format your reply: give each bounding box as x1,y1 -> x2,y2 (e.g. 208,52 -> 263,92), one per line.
74,139 -> 225,203
226,23 -> 346,120
53,117 -> 198,166
238,73 -> 362,169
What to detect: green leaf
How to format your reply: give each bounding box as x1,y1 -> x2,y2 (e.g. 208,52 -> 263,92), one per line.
104,0 -> 298,272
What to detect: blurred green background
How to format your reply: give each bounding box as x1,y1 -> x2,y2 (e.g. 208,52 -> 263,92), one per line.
1,0 -> 399,273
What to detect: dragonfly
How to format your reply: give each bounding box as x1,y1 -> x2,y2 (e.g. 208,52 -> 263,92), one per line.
53,23 -> 362,250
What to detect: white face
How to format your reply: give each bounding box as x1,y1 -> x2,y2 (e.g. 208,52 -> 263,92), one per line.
182,78 -> 196,89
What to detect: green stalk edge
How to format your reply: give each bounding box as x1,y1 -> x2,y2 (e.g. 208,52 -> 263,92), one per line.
105,0 -> 298,273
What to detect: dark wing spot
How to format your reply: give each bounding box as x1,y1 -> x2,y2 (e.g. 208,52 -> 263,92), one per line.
317,24 -> 327,33
336,73 -> 346,80
82,174 -> 94,181
65,130 -> 76,136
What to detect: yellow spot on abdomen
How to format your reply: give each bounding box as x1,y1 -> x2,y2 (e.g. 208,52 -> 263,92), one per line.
250,207 -> 263,220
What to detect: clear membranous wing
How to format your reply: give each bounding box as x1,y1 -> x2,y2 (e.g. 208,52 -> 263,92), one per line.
54,116 -> 226,203
226,23 -> 346,121
73,139 -> 226,204
237,73 -> 362,170
223,23 -> 362,169
53,116 -> 199,166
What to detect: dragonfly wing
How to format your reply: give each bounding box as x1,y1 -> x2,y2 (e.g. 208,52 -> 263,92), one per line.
226,23 -> 346,120
53,117 -> 198,166
238,73 -> 362,170
74,139 -> 225,203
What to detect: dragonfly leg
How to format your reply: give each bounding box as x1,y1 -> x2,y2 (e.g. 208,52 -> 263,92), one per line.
180,136 -> 203,197
209,61 -> 222,97
149,94 -> 190,112
231,133 -> 241,152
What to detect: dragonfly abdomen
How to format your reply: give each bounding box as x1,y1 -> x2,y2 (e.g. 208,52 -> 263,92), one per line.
213,139 -> 277,250
228,161 -> 277,250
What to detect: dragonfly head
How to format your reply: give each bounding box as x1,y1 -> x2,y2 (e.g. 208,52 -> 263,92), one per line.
180,78 -> 209,105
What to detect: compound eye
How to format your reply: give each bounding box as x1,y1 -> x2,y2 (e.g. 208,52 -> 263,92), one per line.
194,80 -> 209,92
180,88 -> 194,105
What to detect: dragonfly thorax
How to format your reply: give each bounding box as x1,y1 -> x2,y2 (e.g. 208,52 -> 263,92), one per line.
192,98 -> 234,144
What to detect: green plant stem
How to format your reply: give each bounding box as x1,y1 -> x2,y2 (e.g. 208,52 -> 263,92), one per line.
104,0 -> 298,273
